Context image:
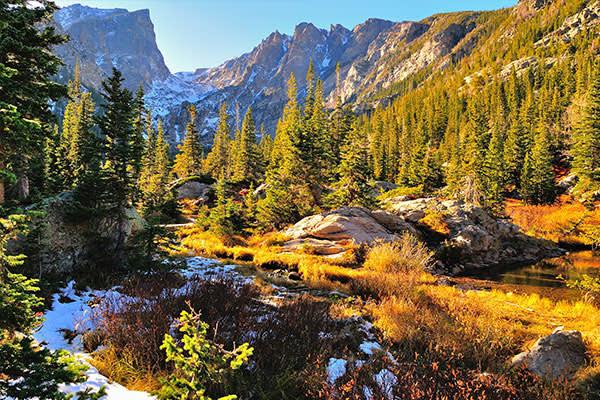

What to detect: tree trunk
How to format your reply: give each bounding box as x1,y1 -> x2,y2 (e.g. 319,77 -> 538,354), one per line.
0,181 -> 4,204
17,170 -> 29,202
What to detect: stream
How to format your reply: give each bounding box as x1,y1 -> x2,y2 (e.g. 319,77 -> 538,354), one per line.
464,250 -> 600,300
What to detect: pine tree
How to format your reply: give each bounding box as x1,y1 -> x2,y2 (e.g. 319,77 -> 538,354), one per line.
173,104 -> 203,179
269,73 -> 302,177
482,123 -> 505,215
258,124 -> 273,173
335,121 -> 375,207
572,59 -> 600,194
95,67 -> 137,205
504,110 -> 527,188
231,106 -> 259,182
0,0 -> 67,202
139,119 -> 174,214
204,102 -> 231,179
521,121 -> 556,205
130,84 -> 147,201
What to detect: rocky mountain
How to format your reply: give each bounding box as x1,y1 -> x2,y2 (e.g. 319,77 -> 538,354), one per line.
51,1 -> 600,146
52,4 -> 170,91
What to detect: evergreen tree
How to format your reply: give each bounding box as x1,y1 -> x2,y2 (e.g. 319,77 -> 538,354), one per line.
130,84 -> 147,201
231,107 -> 259,182
95,68 -> 137,204
258,124 -> 273,174
504,111 -> 527,188
521,121 -> 557,205
139,119 -> 174,215
572,60 -> 600,194
482,123 -> 505,215
173,105 -> 203,179
0,0 -> 67,202
204,102 -> 231,179
335,122 -> 375,207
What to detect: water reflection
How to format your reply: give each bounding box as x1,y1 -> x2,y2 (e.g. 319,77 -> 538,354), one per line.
468,251 -> 600,289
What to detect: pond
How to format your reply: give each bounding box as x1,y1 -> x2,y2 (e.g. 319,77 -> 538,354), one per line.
463,251 -> 600,300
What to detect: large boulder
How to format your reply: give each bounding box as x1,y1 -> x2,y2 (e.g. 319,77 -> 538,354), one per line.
384,197 -> 562,271
176,181 -> 212,201
557,174 -> 578,194
282,206 -> 416,246
19,192 -> 145,276
512,329 -> 587,378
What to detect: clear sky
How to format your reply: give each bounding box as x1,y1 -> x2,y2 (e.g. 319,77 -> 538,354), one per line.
54,0 -> 518,73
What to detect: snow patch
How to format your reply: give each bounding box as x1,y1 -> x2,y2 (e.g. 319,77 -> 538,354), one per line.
33,282 -> 154,399
359,341 -> 382,355
327,358 -> 347,384
144,75 -> 215,118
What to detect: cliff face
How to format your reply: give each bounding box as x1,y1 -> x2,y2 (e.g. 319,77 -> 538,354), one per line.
52,4 -> 170,91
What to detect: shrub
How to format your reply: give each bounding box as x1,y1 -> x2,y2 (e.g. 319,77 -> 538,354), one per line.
156,306 -> 253,400
364,234 -> 433,275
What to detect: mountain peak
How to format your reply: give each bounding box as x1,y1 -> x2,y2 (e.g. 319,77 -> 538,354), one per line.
54,4 -> 129,28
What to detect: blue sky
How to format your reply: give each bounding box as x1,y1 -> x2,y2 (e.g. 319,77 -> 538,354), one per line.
55,0 -> 517,72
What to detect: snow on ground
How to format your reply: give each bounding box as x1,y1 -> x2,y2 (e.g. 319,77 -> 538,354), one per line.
327,358 -> 347,384
34,282 -> 154,399
359,341 -> 382,355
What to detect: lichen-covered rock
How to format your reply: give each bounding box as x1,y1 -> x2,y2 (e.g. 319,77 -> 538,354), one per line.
512,328 -> 587,378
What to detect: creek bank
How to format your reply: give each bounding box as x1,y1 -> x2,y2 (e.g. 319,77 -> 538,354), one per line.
278,198 -> 563,275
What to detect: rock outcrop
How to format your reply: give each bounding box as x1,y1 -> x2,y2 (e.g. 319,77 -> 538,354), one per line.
30,192 -> 144,276
512,328 -> 587,378
535,0 -> 600,47
384,197 -> 563,273
281,206 -> 416,255
52,4 -> 170,91
279,198 -> 563,273
175,181 -> 213,202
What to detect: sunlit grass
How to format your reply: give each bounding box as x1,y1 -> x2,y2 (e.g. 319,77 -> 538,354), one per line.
506,195 -> 600,245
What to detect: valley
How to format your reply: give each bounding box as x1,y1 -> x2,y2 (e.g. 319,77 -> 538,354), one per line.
2,0 -> 600,399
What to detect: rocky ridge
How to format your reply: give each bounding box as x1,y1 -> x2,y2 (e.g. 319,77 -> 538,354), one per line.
278,197 -> 563,274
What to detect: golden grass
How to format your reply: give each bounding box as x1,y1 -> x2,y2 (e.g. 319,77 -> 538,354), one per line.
176,216 -> 600,391
506,195 -> 600,245
369,282 -> 600,375
92,345 -> 165,392
419,209 -> 451,235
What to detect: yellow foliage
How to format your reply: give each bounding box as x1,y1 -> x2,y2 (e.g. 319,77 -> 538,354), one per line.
92,345 -> 165,392
506,196 -> 600,245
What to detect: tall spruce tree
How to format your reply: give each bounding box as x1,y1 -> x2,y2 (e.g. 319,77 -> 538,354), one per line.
335,122 -> 375,207
231,107 -> 259,182
521,120 -> 556,205
204,102 -> 232,179
95,68 -> 137,204
0,0 -> 67,203
173,104 -> 203,179
572,59 -> 600,194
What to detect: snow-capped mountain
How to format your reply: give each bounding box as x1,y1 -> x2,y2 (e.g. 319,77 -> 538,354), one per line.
51,4 -> 487,146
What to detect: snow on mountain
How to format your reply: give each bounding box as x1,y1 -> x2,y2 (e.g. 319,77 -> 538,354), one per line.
145,75 -> 215,118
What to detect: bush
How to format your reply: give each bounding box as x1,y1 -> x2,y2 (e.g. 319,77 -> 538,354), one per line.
156,306 -> 252,400
364,234 -> 433,275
